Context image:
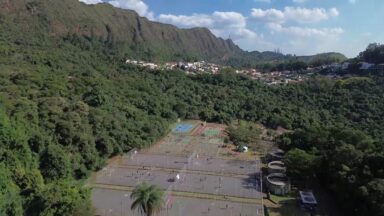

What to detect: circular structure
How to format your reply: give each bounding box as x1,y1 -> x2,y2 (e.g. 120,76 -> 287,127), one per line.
266,173 -> 291,195
268,149 -> 285,161
268,161 -> 286,174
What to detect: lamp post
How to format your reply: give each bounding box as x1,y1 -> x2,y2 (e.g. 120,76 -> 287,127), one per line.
258,159 -> 264,216
121,193 -> 129,216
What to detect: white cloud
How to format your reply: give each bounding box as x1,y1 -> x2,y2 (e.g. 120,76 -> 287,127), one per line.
79,0 -> 103,4
292,0 -> 308,3
78,0 -> 154,20
266,24 -> 347,56
349,0 -> 357,4
158,11 -> 270,49
212,12 -> 247,28
251,7 -> 339,23
328,8 -> 339,17
76,0 -> 349,56
77,0 -> 273,51
158,12 -> 247,29
254,0 -> 271,3
251,6 -> 345,56
267,23 -> 343,37
285,7 -> 338,23
251,8 -> 285,23
108,0 -> 154,19
157,14 -> 214,28
212,28 -> 258,41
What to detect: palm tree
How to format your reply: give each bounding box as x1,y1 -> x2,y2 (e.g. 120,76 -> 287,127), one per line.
130,182 -> 164,216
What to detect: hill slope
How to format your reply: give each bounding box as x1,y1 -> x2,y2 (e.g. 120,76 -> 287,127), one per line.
0,0 -> 243,61
0,0 -> 346,65
0,1 -> 383,216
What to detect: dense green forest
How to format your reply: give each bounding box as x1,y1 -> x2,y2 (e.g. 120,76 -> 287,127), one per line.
0,31 -> 384,216
226,51 -> 346,70
358,43 -> 384,64
253,52 -> 346,72
227,122 -> 261,148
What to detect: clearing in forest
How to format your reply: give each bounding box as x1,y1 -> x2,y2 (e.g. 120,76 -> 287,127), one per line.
90,120 -> 263,216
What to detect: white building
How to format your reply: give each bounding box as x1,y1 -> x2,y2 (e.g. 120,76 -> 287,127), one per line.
360,62 -> 374,70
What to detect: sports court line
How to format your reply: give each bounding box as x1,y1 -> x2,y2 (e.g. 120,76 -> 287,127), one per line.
192,124 -> 206,136
126,155 -> 259,171
135,152 -> 259,163
184,137 -> 199,153
88,183 -> 263,205
144,150 -> 257,161
113,164 -> 251,179
136,151 -> 257,162
116,161 -> 260,177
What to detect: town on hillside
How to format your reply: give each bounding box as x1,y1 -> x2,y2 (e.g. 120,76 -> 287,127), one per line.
126,59 -> 384,85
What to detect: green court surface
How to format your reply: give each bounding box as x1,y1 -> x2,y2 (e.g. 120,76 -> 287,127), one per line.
203,129 -> 221,136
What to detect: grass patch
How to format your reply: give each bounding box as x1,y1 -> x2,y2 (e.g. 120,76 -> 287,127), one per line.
268,194 -> 308,216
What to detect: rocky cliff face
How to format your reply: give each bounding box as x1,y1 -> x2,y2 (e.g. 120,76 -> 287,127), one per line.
0,0 -> 244,61
0,0 -> 346,64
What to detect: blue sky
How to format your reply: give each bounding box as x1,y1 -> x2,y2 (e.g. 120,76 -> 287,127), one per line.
80,0 -> 384,57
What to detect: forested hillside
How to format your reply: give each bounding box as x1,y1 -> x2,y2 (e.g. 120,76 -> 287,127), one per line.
0,0 -> 243,62
357,43 -> 384,64
0,1 -> 382,215
0,31 -> 383,215
0,0 -> 345,67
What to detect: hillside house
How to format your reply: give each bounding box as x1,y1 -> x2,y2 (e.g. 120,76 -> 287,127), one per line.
360,62 -> 374,70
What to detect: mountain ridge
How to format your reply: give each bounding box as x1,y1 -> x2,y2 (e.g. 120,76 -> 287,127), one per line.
0,0 -> 346,65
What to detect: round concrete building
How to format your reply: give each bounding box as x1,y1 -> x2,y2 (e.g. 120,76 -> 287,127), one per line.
268,149 -> 285,161
266,173 -> 291,195
268,161 -> 287,174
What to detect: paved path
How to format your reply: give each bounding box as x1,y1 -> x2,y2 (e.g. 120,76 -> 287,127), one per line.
94,166 -> 261,199
122,153 -> 260,176
89,183 -> 262,205
114,164 -> 250,178
90,121 -> 263,216
92,188 -> 263,216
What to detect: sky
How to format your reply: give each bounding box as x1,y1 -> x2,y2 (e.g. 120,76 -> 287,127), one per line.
79,0 -> 384,57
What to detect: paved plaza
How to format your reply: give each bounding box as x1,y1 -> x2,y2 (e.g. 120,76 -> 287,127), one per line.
90,121 -> 263,216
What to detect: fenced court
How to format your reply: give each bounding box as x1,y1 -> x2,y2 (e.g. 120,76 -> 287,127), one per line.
95,166 -> 261,199
192,123 -> 226,137
91,120 -> 263,216
146,121 -> 227,157
145,135 -> 194,156
203,128 -> 221,137
121,153 -> 259,176
172,123 -> 195,133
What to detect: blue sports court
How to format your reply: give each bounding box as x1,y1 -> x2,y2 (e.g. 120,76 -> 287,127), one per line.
172,124 -> 194,133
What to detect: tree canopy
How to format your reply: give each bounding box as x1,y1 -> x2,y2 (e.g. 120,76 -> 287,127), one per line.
0,25 -> 383,215
278,127 -> 384,215
130,182 -> 164,216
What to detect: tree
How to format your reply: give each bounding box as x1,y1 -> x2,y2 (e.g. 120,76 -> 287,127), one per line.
30,179 -> 94,216
359,43 -> 384,64
227,122 -> 261,147
283,148 -> 317,180
39,145 -> 71,181
0,163 -> 23,216
83,88 -> 106,107
359,179 -> 384,215
130,182 -> 164,216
